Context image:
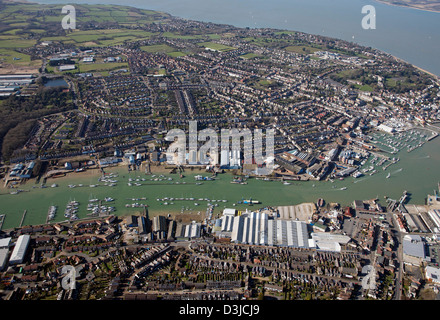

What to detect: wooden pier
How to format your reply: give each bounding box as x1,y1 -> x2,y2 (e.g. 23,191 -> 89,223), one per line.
19,210 -> 27,228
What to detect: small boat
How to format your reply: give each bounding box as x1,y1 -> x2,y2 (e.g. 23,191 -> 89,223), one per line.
386,172 -> 391,179
340,187 -> 347,191
51,183 -> 58,188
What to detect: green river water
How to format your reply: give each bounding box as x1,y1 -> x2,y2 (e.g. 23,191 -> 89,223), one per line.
1,128 -> 439,230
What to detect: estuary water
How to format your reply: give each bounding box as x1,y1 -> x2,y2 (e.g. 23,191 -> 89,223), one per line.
1,128 -> 439,229
34,0 -> 440,76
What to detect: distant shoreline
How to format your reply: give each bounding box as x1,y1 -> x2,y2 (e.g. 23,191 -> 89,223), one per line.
374,0 -> 440,14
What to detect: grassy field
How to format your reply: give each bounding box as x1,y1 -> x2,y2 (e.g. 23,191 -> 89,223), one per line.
0,47 -> 41,73
241,52 -> 260,59
78,62 -> 129,73
354,84 -> 374,92
0,2 -> 171,51
140,44 -> 176,53
41,29 -> 155,47
284,45 -> 321,55
0,39 -> 36,49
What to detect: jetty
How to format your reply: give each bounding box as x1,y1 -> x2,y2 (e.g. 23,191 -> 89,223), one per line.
19,210 -> 27,228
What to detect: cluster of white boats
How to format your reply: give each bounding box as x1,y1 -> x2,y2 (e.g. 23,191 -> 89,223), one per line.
48,195 -> 118,222
349,152 -> 401,181
66,172 -> 120,189
125,197 -> 148,208
156,197 -> 228,207
127,175 -> 174,186
47,205 -> 57,221
64,200 -> 79,220
370,129 -> 431,155
87,197 -> 116,216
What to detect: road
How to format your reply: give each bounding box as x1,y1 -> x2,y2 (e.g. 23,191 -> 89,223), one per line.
394,232 -> 404,300
388,211 -> 404,300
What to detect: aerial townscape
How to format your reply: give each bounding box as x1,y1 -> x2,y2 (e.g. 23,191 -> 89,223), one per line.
1,0 -> 440,303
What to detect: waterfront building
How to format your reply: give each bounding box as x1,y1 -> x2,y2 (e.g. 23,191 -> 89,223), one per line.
9,235 -> 30,265
175,221 -> 201,240
0,248 -> 8,271
227,211 -> 310,248
427,209 -> 440,233
377,124 -> 395,133
0,237 -> 11,271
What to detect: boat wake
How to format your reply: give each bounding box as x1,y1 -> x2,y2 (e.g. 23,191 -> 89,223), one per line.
413,155 -> 430,160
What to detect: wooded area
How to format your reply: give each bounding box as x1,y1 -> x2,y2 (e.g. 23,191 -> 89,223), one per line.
0,87 -> 75,161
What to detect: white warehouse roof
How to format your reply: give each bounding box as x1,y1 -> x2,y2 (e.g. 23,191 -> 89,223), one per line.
311,232 -> 351,244
223,208 -> 236,216
230,212 -> 310,248
0,237 -> 11,248
9,235 -> 30,264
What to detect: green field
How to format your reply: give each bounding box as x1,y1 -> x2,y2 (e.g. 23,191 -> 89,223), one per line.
284,45 -> 320,54
354,84 -> 374,92
42,29 -> 155,47
0,2 -> 172,52
78,62 -> 129,73
140,44 -> 176,53
0,39 -> 36,49
241,52 -> 260,59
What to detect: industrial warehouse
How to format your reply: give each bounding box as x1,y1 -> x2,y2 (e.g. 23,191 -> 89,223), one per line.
215,208 -> 349,251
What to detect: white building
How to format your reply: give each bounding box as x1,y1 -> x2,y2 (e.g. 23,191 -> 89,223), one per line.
223,208 -> 237,216
428,209 -> 440,232
0,237 -> 11,271
377,124 -> 395,133
310,233 -> 351,252
228,211 -> 310,248
425,266 -> 440,284
9,235 -> 30,265
59,65 -> 76,71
